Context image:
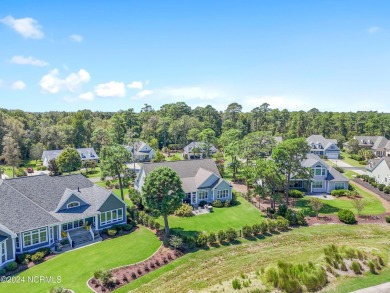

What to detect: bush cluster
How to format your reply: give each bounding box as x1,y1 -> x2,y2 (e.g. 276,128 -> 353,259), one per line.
338,209 -> 356,224
331,189 -> 352,198
385,216 -> 390,223
174,203 -> 194,217
288,189 -> 304,198
384,186 -> 390,194
135,211 -> 161,230
5,261 -> 18,271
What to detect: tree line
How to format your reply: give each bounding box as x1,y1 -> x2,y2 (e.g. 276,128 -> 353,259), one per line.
1,102 -> 389,164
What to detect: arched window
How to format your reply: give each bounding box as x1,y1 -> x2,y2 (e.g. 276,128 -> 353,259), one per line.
313,165 -> 326,176
67,201 -> 80,209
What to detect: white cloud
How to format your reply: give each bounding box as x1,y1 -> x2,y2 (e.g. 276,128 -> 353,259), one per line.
367,26 -> 380,34
79,91 -> 94,101
136,89 -> 153,98
94,81 -> 126,98
39,68 -> 90,94
11,80 -> 26,90
127,81 -> 143,89
10,55 -> 49,66
69,34 -> 83,42
1,15 -> 44,39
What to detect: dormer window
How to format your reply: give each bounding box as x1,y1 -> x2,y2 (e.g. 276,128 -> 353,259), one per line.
67,201 -> 80,209
313,164 -> 326,176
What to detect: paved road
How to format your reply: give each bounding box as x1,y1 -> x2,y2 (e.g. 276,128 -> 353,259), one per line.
328,159 -> 367,175
351,282 -> 390,293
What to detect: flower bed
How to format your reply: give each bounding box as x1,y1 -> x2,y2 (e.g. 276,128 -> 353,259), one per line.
88,246 -> 182,292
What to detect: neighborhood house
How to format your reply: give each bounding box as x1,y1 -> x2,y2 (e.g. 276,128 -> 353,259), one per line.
306,135 -> 340,159
367,157 -> 390,186
290,153 -> 349,193
0,174 -> 126,269
125,141 -> 155,162
183,141 -> 218,159
41,148 -> 99,167
350,136 -> 390,157
134,159 -> 232,206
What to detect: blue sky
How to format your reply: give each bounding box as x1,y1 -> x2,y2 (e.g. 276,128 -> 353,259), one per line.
1,0 -> 390,112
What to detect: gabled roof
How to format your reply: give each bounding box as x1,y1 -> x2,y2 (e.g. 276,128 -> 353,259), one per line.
41,148 -> 98,161
0,174 -> 117,233
125,141 -> 153,155
300,154 -> 348,182
306,135 -> 339,151
183,142 -> 218,153
369,157 -> 390,173
353,136 -> 389,149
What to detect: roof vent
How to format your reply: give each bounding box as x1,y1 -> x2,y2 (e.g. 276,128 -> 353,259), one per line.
78,187 -> 80,193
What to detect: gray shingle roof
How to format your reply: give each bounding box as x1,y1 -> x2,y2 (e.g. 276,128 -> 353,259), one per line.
369,156 -> 390,172
41,148 -> 99,162
306,135 -> 339,151
0,175 -> 115,233
125,141 -> 153,155
183,142 -> 218,154
301,154 -> 348,182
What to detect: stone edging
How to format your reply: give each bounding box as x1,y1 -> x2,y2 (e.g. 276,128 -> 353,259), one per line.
86,243 -> 163,293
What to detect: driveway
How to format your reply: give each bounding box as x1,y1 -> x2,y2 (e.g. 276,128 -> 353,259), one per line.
328,159 -> 367,175
351,282 -> 390,293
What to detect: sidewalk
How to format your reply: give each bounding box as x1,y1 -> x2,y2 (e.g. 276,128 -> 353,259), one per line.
351,282 -> 390,293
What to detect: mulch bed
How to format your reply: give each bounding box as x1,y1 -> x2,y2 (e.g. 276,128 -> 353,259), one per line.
306,213 -> 390,226
100,226 -> 138,240
88,246 -> 183,293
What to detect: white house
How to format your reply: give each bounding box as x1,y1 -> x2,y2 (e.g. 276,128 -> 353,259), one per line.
134,159 -> 232,206
306,135 -> 340,159
41,148 -> 99,167
125,141 -> 155,162
367,157 -> 390,186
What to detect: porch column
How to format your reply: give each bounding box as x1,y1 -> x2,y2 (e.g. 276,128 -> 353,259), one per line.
12,237 -> 16,261
58,224 -> 62,240
95,214 -> 99,230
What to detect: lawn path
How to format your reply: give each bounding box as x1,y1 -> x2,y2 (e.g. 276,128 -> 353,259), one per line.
351,181 -> 390,213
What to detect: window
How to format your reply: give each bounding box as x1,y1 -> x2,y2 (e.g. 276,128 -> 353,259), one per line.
313,165 -> 326,176
216,189 -> 229,199
1,241 -> 6,264
198,190 -> 208,200
334,182 -> 345,190
290,180 -> 304,188
67,201 -> 80,209
312,181 -> 323,189
22,227 -> 48,248
100,208 -> 124,226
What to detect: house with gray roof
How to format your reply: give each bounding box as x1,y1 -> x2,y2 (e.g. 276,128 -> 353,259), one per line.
350,136 -> 389,157
306,135 -> 340,159
367,157 -> 390,186
183,142 -> 218,159
134,159 -> 232,206
41,148 -> 99,167
125,141 -> 155,162
0,174 -> 126,269
290,154 -> 349,193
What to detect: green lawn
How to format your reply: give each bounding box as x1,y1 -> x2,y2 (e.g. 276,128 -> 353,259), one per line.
164,152 -> 184,161
114,224 -> 390,293
0,227 -> 160,293
324,151 -> 365,167
157,196 -> 264,235
343,169 -> 359,179
296,182 -> 385,216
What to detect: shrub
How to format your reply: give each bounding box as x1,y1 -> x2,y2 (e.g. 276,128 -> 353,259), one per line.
296,210 -> 307,226
252,223 -> 261,235
338,209 -> 356,224
169,235 -> 183,250
212,199 -> 223,208
242,225 -> 253,237
198,200 -> 207,208
232,278 -> 241,290
334,166 -> 345,173
224,200 -> 231,207
50,287 -> 69,293
107,229 -> 118,236
122,224 -> 134,231
183,235 -> 196,249
207,232 -> 217,244
277,204 -> 288,217
371,182 -> 378,188
260,221 -> 268,234
0,268 -> 5,276
350,154 -> 364,161
5,261 -> 17,271
225,228 -> 238,242
196,232 -> 208,247
378,184 -> 386,191
331,189 -> 350,197
268,220 -> 277,232
288,189 -> 304,198
351,261 -> 361,274
17,253 -> 31,264
276,217 -> 289,231
384,186 -> 390,194
31,251 -> 45,263
368,261 -> 376,274
217,230 -> 226,242
174,203 -> 194,217
94,269 -> 104,279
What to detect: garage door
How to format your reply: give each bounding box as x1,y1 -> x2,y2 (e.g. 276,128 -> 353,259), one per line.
326,153 -> 339,159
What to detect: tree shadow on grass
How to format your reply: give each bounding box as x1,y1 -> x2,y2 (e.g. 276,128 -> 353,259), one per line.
296,199 -> 339,216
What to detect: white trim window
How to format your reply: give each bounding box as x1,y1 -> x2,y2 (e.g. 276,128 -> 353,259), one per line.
100,208 -> 124,226
312,181 -> 323,189
198,190 -> 208,200
216,189 -> 229,199
334,182 -> 345,190
1,240 -> 6,265
313,165 -> 326,176
23,227 -> 48,248
67,201 -> 80,209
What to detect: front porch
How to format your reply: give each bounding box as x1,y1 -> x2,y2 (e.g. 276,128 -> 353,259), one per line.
58,227 -> 102,252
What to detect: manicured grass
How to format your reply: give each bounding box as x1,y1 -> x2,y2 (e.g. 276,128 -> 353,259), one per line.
157,196 -> 264,235
343,169 -> 359,179
114,224 -> 390,293
0,227 -> 160,293
324,151 -> 365,167
296,182 -> 385,216
164,152 -> 184,161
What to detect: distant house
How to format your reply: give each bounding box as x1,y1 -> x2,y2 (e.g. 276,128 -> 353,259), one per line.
0,174 -> 126,269
306,135 -> 340,159
348,136 -> 389,157
41,148 -> 98,167
125,141 -> 155,162
290,154 -> 348,193
367,157 -> 390,186
183,142 -> 218,159
134,159 -> 232,206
